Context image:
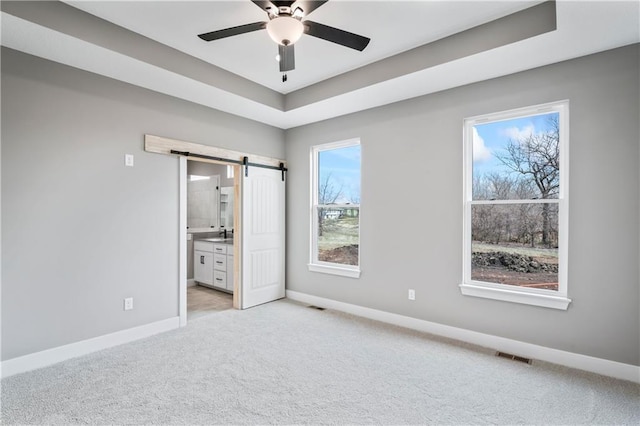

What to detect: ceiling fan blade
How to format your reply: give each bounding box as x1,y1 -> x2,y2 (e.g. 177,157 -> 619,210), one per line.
198,22 -> 267,41
250,1 -> 277,13
303,20 -> 370,51
293,1 -> 328,17
278,44 -> 295,72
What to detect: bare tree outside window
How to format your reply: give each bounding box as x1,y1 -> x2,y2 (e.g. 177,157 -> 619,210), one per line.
317,173 -> 342,237
496,116 -> 559,247
470,112 -> 561,290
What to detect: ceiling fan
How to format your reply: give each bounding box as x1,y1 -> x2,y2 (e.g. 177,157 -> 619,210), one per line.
197,0 -> 370,77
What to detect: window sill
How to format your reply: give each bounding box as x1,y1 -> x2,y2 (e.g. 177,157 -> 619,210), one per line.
459,283 -> 571,310
308,263 -> 361,278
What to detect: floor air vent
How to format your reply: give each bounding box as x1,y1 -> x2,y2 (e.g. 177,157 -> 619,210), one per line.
496,351 -> 532,364
308,305 -> 326,311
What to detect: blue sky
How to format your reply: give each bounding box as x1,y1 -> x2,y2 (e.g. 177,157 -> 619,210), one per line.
473,112 -> 558,177
315,113 -> 557,203
319,145 -> 361,204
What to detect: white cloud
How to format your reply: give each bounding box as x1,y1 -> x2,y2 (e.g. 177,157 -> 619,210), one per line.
472,128 -> 492,163
502,124 -> 535,141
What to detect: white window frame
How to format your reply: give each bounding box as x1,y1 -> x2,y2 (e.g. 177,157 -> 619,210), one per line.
460,101 -> 571,310
309,138 -> 361,278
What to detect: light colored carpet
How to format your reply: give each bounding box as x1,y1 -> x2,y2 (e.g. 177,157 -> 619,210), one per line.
2,299 -> 639,425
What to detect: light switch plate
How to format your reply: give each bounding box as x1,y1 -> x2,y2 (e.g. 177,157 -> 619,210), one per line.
125,154 -> 134,167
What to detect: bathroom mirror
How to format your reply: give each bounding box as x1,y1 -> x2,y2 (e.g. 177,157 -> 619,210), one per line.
186,161 -> 235,232
187,173 -> 220,230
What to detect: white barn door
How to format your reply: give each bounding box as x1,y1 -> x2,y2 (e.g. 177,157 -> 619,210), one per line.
241,166 -> 285,309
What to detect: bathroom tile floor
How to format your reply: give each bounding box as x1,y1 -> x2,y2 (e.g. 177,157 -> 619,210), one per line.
187,285 -> 233,320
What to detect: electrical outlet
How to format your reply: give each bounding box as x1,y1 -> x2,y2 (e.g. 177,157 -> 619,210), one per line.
124,297 -> 134,311
408,289 -> 416,300
125,154 -> 134,167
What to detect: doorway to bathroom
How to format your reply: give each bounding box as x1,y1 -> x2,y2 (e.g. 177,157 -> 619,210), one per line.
186,159 -> 236,320
144,134 -> 286,327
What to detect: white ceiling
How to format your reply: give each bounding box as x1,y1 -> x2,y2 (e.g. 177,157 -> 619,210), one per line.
2,1 -> 639,129
64,0 -> 541,94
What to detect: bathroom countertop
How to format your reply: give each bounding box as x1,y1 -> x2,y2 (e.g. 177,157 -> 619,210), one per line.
198,238 -> 234,244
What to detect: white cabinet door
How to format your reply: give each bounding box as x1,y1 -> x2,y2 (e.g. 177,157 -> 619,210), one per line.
213,253 -> 227,271
213,244 -> 227,255
213,270 -> 227,289
194,250 -> 214,285
241,166 -> 285,309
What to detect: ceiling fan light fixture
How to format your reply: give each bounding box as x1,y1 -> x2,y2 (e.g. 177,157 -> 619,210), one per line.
266,16 -> 304,46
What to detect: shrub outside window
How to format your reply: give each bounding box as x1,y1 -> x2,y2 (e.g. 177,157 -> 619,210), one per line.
309,139 -> 361,278
461,101 -> 570,309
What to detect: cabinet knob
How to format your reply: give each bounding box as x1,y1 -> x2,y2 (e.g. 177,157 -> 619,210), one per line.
200,256 -> 205,264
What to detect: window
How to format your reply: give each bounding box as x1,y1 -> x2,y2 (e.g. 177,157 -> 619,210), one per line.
309,139 -> 361,278
461,101 -> 570,309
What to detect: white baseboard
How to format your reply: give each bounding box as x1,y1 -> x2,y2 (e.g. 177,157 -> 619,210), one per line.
1,316 -> 180,379
187,278 -> 196,287
286,290 -> 639,383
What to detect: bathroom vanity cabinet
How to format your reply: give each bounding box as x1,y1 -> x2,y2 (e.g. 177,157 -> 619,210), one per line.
194,240 -> 234,292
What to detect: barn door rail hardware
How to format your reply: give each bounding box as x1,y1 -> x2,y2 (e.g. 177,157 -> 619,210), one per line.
170,150 -> 287,181
243,157 -> 287,181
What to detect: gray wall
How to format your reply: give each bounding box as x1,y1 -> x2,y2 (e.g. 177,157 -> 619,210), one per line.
1,47 -> 284,361
285,44 -> 640,366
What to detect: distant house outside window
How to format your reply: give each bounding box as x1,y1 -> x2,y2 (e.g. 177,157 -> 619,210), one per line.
461,101 -> 570,310
309,139 -> 361,278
